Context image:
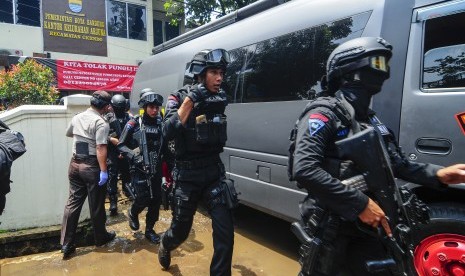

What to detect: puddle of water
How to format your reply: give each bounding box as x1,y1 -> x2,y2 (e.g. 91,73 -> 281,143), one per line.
0,204 -> 300,276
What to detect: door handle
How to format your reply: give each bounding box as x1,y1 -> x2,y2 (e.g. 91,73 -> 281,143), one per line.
415,138 -> 452,155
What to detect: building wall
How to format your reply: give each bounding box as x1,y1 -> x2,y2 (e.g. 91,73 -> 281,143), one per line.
0,95 -> 95,230
0,0 -> 184,66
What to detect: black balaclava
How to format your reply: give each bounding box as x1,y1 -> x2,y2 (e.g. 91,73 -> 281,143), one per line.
113,107 -> 126,118
340,82 -> 372,121
340,68 -> 387,120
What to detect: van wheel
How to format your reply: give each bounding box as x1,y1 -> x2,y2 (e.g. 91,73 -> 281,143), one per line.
412,202 -> 465,276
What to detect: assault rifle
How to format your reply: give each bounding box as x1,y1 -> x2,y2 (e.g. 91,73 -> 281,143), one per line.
335,127 -> 429,275
139,118 -> 158,199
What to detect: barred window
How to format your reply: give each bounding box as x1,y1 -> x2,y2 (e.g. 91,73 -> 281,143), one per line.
107,0 -> 146,41
0,0 -> 40,27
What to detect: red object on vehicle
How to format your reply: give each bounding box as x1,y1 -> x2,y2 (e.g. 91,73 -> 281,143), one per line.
414,234 -> 465,276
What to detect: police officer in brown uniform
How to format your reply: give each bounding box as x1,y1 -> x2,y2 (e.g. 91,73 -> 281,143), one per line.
60,91 -> 116,259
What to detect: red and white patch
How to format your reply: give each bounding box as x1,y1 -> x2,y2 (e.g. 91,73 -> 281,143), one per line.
309,113 -> 329,122
167,95 -> 180,109
126,120 -> 136,129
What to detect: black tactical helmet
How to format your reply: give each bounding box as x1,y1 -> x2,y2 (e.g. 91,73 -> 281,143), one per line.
326,37 -> 393,88
111,94 -> 127,110
185,48 -> 230,80
140,87 -> 154,99
138,91 -> 164,108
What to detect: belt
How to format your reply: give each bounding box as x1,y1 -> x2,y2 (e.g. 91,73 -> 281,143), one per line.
175,155 -> 221,169
73,154 -> 97,161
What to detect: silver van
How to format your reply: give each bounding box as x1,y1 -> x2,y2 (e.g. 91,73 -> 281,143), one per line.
131,1 -> 465,271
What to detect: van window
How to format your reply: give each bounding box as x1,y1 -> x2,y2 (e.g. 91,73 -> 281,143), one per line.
422,12 -> 465,89
223,11 -> 372,103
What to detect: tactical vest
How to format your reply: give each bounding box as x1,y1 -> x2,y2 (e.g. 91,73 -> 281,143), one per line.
287,95 -> 353,182
131,115 -> 163,153
175,85 -> 228,157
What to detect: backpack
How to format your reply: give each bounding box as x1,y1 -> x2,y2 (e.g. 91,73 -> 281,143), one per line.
287,96 -> 352,181
0,121 -> 26,215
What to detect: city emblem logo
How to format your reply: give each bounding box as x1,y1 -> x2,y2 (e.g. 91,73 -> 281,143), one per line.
68,0 -> 83,13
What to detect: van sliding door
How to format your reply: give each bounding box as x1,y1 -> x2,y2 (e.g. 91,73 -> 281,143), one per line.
399,1 -> 465,166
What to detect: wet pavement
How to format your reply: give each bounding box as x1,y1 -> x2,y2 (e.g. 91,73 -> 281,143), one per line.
0,201 -> 300,276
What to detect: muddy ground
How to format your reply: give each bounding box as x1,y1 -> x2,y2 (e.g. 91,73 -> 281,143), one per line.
0,200 -> 300,276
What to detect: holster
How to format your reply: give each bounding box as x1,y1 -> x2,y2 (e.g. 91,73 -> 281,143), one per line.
299,237 -> 323,275
125,182 -> 136,199
294,201 -> 340,276
292,206 -> 326,276
220,178 -> 239,209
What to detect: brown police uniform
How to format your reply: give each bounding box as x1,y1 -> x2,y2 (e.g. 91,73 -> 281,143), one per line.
60,107 -> 111,247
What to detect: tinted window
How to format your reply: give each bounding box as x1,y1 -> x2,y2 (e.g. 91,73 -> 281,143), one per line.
224,11 -> 372,103
422,12 -> 465,89
107,0 -> 127,38
128,4 -> 146,40
0,0 -> 13,24
16,0 -> 40,26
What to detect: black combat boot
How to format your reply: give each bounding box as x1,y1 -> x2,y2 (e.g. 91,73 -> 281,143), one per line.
95,231 -> 117,246
145,229 -> 160,244
109,194 -> 118,216
145,215 -> 160,244
158,235 -> 171,269
61,243 -> 76,259
128,207 -> 140,231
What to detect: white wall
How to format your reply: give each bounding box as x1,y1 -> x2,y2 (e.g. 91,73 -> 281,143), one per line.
0,95 -> 93,230
0,0 -> 156,65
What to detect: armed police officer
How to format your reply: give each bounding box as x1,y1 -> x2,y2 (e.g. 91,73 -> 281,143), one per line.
105,94 -> 132,215
290,37 -> 465,275
158,49 -> 235,275
117,91 -> 165,244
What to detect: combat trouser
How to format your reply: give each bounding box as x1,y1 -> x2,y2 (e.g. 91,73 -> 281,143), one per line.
162,159 -> 234,276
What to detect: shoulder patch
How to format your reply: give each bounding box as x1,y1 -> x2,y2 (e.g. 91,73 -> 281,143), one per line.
309,113 -> 329,122
308,113 -> 328,136
167,95 -> 179,109
126,120 -> 136,129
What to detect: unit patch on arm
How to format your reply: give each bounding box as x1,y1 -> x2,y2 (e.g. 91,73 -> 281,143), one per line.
308,113 -> 328,136
167,95 -> 180,109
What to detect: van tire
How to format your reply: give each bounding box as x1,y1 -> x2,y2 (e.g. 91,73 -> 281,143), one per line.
410,202 -> 465,275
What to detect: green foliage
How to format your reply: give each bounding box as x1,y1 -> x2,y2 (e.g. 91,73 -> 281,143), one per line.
164,0 -> 259,28
0,59 -> 59,109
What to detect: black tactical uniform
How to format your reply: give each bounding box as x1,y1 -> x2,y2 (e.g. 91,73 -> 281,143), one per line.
159,49 -> 234,275
290,37 -> 445,275
105,94 -> 132,215
0,120 -> 26,215
118,92 -> 165,243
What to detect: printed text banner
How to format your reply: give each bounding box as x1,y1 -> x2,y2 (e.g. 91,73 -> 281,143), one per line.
57,60 -> 138,92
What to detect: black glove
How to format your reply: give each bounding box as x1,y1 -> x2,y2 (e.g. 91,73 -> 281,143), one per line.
187,85 -> 210,104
